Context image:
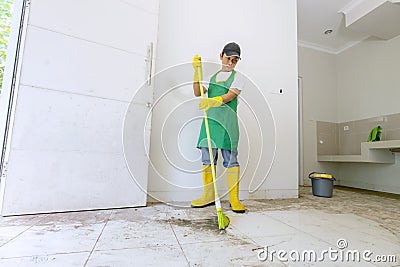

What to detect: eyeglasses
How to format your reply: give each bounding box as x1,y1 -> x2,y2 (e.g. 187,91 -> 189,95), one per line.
224,56 -> 240,64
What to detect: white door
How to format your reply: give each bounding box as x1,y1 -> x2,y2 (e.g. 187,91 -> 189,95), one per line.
0,0 -> 159,215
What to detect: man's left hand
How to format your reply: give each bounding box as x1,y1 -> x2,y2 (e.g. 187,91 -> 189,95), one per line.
199,96 -> 223,111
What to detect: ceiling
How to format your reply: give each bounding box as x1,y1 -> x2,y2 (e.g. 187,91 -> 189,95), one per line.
297,0 -> 400,54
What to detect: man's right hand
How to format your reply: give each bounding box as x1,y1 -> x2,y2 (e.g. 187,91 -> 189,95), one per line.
193,54 -> 202,82
192,54 -> 202,70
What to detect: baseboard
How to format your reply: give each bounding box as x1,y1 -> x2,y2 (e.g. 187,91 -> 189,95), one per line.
147,188 -> 299,203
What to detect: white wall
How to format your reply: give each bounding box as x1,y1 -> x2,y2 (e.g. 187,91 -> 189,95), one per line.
336,36 -> 400,122
298,46 -> 339,185
338,161 -> 400,194
148,0 -> 299,203
336,36 -> 400,193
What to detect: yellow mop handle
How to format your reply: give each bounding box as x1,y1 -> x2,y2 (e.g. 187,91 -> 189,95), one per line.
197,65 -> 221,208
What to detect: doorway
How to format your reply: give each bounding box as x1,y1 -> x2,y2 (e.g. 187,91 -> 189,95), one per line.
298,76 -> 304,186
0,0 -> 159,215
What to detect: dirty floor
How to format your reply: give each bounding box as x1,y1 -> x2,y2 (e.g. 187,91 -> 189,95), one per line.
0,186 -> 399,266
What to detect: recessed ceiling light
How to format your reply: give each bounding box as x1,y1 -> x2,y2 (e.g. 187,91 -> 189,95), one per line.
324,29 -> 333,35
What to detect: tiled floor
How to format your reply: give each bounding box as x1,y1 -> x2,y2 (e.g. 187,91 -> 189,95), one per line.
0,186 -> 399,266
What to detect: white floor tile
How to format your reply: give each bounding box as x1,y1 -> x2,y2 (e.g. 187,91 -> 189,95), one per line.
0,214 -> 46,246
0,225 -> 34,247
174,207 -> 217,221
87,245 -> 188,267
0,214 -> 45,227
37,210 -> 112,225
95,220 -> 179,250
110,205 -> 176,222
228,212 -> 297,238
265,210 -> 338,229
0,222 -> 104,258
0,252 -> 89,266
181,239 -> 287,267
170,215 -> 249,245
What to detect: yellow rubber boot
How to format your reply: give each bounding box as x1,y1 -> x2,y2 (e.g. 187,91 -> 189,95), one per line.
226,166 -> 246,213
191,165 -> 215,208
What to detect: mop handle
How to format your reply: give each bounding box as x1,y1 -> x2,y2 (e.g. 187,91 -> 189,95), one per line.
197,65 -> 221,206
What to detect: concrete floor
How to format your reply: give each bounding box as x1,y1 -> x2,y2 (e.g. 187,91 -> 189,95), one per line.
0,186 -> 399,266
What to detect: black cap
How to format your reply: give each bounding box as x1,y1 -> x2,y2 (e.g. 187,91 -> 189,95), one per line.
222,42 -> 241,59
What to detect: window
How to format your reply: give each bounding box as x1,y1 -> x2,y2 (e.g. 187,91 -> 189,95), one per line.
0,0 -> 14,92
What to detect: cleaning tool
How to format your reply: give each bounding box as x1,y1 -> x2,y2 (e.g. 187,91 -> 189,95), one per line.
195,54 -> 230,230
190,55 -> 216,208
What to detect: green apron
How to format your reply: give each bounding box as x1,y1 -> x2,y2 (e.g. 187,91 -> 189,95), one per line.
197,70 -> 239,151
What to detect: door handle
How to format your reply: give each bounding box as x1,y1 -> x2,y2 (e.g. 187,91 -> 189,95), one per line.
145,42 -> 153,86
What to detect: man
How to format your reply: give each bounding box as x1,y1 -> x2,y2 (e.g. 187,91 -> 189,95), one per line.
191,42 -> 246,213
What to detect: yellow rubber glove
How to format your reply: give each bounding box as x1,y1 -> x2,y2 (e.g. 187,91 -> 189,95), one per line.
192,54 -> 202,82
199,96 -> 223,111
